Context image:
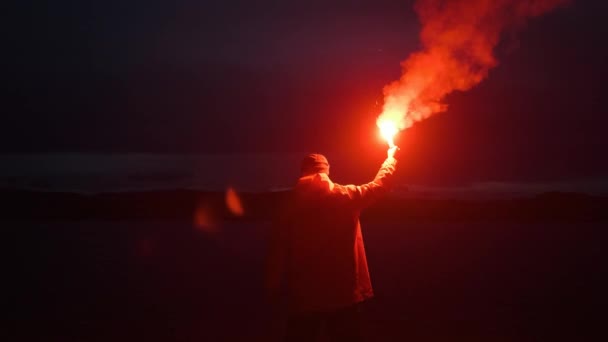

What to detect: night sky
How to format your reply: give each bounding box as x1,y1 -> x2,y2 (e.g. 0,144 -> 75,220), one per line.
3,0 -> 608,187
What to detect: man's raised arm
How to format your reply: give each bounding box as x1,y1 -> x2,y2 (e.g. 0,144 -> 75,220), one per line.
341,146 -> 399,209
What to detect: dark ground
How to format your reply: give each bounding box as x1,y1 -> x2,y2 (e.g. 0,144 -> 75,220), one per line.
7,215 -> 606,341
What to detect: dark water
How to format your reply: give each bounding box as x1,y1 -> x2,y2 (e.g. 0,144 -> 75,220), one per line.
8,220 -> 606,341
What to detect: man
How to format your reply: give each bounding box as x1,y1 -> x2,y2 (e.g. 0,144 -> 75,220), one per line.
265,146 -> 399,341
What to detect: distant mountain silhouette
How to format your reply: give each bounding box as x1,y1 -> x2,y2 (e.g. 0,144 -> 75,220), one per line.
2,188 -> 607,222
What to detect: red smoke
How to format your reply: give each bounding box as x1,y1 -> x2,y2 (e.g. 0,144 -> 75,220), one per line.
377,0 -> 569,132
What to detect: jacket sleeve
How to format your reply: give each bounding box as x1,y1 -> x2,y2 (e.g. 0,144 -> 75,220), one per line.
341,157 -> 398,209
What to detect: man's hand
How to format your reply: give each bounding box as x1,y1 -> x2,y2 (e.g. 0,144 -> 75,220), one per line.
388,146 -> 401,159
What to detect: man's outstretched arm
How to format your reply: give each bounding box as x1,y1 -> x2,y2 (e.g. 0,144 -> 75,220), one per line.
341,146 -> 399,209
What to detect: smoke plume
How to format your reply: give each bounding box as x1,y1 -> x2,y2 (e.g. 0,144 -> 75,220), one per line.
378,0 -> 569,131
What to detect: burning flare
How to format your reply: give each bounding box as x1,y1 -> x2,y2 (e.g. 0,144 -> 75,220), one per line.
378,119 -> 398,148
377,0 -> 568,141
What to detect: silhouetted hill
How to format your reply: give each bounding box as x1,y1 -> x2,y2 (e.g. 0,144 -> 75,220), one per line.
2,188 -> 607,222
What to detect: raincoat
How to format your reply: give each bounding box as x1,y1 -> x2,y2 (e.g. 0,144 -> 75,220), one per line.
266,157 -> 398,313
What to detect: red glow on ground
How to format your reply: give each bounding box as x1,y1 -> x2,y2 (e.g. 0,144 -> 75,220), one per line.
194,204 -> 217,233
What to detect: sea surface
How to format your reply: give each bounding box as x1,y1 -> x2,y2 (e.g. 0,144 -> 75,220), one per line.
8,219 -> 605,341
2,153 -> 608,199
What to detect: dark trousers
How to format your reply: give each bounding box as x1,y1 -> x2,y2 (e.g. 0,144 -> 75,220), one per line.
285,303 -> 362,342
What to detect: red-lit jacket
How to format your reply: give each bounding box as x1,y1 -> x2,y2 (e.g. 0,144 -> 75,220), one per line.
265,157 -> 397,313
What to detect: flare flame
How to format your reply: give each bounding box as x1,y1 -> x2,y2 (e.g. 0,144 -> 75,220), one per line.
378,119 -> 398,148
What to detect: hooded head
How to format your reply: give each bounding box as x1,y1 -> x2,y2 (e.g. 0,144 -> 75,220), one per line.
300,153 -> 330,176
